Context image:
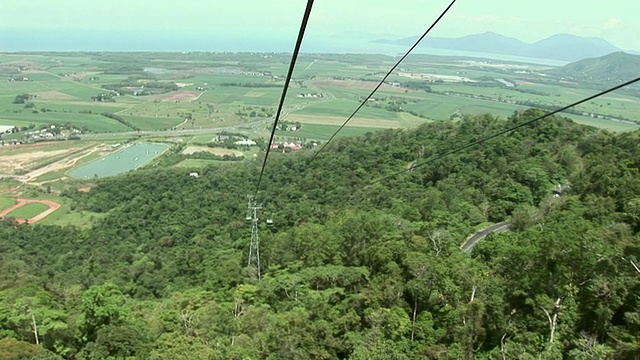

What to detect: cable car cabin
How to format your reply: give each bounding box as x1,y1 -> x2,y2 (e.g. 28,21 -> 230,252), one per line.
266,217 -> 274,226
246,216 -> 252,221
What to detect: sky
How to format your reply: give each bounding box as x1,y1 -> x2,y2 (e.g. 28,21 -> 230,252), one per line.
1,0 -> 637,52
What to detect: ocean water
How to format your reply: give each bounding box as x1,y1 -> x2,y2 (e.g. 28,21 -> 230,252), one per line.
0,29 -> 566,66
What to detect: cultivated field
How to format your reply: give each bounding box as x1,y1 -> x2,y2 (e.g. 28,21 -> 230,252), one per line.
182,146 -> 243,156
0,51 -> 638,190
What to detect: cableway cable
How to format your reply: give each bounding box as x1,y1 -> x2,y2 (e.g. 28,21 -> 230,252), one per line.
308,0 -> 457,163
253,0 -> 315,198
370,76 -> 640,184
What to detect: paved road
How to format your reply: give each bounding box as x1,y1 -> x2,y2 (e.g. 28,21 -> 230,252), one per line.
461,222 -> 510,252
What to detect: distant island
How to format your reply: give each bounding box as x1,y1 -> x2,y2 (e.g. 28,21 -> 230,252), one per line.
373,31 -> 622,62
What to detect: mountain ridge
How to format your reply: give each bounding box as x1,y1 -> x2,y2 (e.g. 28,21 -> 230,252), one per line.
546,51 -> 640,85
373,31 -> 622,62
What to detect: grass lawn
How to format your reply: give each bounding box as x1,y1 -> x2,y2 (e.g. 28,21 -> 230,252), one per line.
0,197 -> 16,211
563,114 -> 640,132
175,159 -> 219,168
277,124 -> 377,141
122,115 -> 184,131
41,209 -> 108,228
0,112 -> 131,132
21,193 -> 106,228
7,203 -> 49,218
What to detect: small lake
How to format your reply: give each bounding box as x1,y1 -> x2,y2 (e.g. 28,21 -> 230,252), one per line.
69,143 -> 169,179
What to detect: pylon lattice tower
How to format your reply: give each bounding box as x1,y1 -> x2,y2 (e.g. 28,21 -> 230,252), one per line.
247,198 -> 262,279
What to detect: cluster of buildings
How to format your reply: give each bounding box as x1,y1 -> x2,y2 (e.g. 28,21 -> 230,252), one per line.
25,125 -> 82,141
270,142 -> 303,151
297,92 -> 324,98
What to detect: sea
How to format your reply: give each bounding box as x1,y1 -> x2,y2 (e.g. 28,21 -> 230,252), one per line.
0,29 -> 567,67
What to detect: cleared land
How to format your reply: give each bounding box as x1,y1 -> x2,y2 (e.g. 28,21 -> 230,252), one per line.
160,91 -> 202,101
277,124 -> 377,140
0,197 -> 16,211
289,114 -> 421,129
182,146 -> 243,156
0,51 -> 638,187
7,202 -> 49,218
0,198 -> 61,224
175,159 -> 219,168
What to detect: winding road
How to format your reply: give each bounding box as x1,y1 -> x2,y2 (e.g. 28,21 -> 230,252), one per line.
461,222 -> 510,252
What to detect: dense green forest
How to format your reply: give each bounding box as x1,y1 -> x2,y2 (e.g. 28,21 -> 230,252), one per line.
2,109 -> 640,359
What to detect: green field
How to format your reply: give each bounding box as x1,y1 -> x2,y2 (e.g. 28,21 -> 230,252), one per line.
121,115 -> 184,131
39,207 -> 108,227
0,111 -> 131,132
6,203 -> 49,218
175,159 -> 220,168
277,124 -> 381,140
69,142 -> 169,179
0,197 -> 16,211
0,51 -> 638,148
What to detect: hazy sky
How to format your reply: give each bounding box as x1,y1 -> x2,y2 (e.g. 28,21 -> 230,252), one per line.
2,0 -> 638,51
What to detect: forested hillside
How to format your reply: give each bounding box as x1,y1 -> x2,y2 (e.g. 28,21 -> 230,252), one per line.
548,51 -> 640,87
2,109 -> 640,359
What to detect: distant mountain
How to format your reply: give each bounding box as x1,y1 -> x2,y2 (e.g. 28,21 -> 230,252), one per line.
373,32 -> 622,62
546,52 -> 640,85
331,30 -> 402,41
529,34 -> 621,62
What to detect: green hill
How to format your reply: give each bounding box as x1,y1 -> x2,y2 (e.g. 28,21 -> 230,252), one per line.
2,111 -> 640,358
548,51 -> 640,86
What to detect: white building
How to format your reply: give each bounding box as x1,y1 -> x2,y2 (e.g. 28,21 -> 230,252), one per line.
234,139 -> 257,146
0,125 -> 15,133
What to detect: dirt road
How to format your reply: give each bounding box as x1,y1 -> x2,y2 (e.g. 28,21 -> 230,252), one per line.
0,198 -> 61,224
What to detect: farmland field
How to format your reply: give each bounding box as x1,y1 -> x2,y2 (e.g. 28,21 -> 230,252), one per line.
277,123 -> 381,140
0,197 -> 16,211
68,142 -> 169,179
0,51 -> 637,178
175,159 -> 220,168
182,146 -> 243,156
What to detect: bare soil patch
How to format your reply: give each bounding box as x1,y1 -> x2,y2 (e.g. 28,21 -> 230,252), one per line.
160,91 -> 202,102
0,143 -> 104,181
20,69 -> 47,74
0,199 -> 61,224
396,72 -> 474,82
182,146 -> 242,156
0,149 -> 72,174
33,91 -> 79,100
244,90 -> 265,97
67,71 -> 100,81
292,114 -> 401,128
602,96 -> 640,104
312,79 -> 411,93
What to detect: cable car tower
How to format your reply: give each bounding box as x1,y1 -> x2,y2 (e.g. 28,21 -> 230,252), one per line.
246,197 -> 263,279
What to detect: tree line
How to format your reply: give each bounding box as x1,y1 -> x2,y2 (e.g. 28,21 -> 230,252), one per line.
1,109 -> 640,359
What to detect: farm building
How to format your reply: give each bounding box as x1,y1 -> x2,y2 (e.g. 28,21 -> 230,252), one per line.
235,139 -> 257,146
270,142 -> 303,151
0,125 -> 15,133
